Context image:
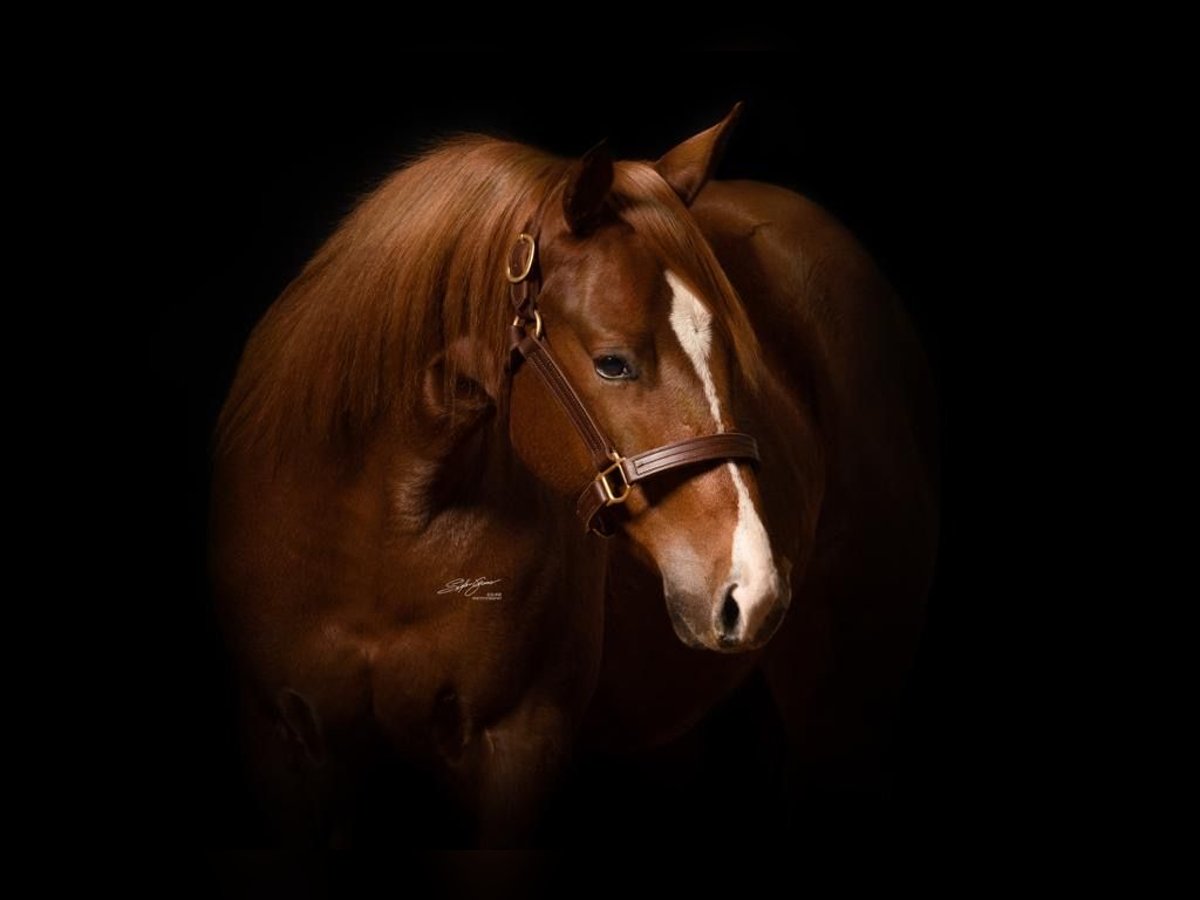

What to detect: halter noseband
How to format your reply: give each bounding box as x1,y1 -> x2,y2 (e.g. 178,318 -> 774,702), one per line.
506,231 -> 761,537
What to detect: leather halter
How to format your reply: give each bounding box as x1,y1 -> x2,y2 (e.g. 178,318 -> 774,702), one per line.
505,231 -> 761,536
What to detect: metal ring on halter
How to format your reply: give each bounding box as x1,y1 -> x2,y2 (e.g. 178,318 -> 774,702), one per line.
512,309 -> 543,339
506,233 -> 537,283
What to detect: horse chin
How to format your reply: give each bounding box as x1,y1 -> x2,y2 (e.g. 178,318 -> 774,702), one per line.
665,602 -> 710,650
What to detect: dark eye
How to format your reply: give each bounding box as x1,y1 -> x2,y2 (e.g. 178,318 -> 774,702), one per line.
594,354 -> 635,380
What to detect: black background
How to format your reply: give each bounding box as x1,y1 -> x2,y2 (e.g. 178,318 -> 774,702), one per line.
134,52 -> 1036,860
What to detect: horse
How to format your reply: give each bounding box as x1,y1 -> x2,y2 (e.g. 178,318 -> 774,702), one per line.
210,104 -> 939,845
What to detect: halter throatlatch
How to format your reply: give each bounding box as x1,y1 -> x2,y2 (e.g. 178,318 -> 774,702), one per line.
506,231 -> 760,536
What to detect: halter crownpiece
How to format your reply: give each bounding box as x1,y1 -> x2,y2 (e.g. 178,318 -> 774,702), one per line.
506,231 -> 761,536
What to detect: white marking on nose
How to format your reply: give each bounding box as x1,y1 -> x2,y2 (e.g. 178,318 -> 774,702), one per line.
666,271 -> 781,630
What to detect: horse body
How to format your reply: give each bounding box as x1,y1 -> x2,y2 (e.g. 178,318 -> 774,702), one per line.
210,111 -> 937,844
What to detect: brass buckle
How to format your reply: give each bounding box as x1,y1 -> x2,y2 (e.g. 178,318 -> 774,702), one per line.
506,233 -> 536,283
597,452 -> 631,506
512,309 -> 543,339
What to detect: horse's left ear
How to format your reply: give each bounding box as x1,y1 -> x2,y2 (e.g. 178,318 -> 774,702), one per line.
655,102 -> 744,206
563,141 -> 614,234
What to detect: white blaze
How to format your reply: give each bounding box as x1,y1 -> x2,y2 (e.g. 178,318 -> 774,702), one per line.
665,271 -> 780,632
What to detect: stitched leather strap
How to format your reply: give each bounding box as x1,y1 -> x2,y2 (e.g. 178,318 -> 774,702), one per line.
573,433 -> 760,533
515,332 -> 614,469
621,432 -> 760,482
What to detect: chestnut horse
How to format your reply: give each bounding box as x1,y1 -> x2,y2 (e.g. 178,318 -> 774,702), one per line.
210,105 -> 938,845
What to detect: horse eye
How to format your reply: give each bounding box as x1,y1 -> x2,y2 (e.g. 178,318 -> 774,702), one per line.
594,354 -> 634,380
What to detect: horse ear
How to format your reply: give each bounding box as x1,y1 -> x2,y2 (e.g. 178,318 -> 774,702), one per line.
654,102 -> 743,206
563,141 -> 614,234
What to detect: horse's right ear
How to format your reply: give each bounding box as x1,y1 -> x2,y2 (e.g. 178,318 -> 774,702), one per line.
562,141 -> 613,234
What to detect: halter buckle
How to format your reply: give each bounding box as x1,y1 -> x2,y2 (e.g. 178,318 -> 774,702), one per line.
597,452 -> 631,506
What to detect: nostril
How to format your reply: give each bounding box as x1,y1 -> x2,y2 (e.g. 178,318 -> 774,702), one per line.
720,585 -> 740,636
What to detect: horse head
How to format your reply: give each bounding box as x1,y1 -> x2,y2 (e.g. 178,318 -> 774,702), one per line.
507,106 -> 791,652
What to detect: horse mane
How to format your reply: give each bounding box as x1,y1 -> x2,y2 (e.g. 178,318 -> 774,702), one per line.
215,136 -> 767,463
